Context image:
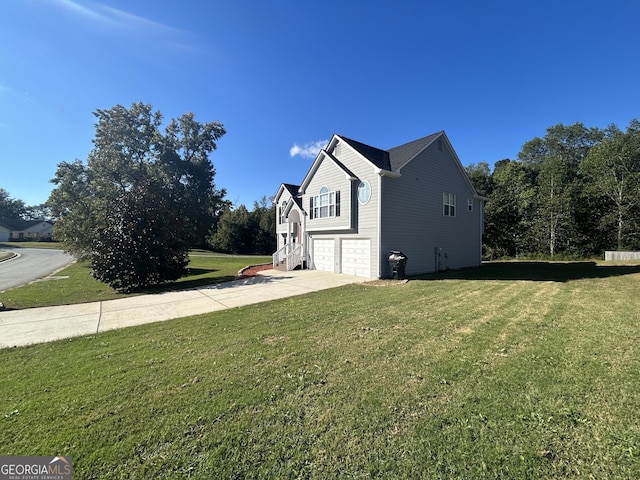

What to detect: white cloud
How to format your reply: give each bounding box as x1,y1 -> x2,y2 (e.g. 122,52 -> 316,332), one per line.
48,0 -> 189,37
289,140 -> 329,159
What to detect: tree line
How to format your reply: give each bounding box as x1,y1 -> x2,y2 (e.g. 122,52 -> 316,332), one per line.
467,120 -> 640,259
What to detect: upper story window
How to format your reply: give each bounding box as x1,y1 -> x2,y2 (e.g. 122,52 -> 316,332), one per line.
310,186 -> 340,219
443,192 -> 456,217
357,180 -> 371,205
278,199 -> 288,224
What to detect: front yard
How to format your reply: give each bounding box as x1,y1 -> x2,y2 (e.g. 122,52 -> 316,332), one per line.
1,261 -> 638,478
0,253 -> 271,309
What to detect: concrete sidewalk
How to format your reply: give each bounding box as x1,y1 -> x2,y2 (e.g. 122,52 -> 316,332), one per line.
0,269 -> 369,349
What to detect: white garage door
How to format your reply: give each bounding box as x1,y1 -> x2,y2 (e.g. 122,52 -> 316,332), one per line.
341,239 -> 371,277
312,239 -> 335,272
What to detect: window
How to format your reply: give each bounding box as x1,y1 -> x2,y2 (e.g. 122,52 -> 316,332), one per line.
357,180 -> 371,204
310,186 -> 340,219
279,200 -> 288,224
443,192 -> 456,217
468,198 -> 473,211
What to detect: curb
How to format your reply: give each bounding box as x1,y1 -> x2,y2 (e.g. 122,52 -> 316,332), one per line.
238,263 -> 272,277
0,252 -> 18,263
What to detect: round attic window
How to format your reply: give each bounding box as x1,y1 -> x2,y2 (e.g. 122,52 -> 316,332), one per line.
357,180 -> 371,205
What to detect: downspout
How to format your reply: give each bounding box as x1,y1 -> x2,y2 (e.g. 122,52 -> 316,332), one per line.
377,172 -> 382,279
302,210 -> 308,269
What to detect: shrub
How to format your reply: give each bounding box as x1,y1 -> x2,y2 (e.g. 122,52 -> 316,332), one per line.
91,180 -> 189,293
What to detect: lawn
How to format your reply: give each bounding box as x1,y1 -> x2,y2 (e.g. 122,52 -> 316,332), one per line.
1,261 -> 639,478
0,253 -> 271,309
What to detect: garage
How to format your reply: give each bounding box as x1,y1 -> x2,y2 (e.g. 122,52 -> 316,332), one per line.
341,239 -> 371,277
312,238 -> 335,272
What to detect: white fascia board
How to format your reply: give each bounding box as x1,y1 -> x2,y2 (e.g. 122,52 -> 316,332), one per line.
274,184 -> 288,204
376,168 -> 401,178
300,149 -> 357,193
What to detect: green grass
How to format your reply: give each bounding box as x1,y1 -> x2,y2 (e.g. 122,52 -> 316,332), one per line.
0,241 -> 63,249
1,261 -> 639,478
0,251 -> 15,261
0,254 -> 271,309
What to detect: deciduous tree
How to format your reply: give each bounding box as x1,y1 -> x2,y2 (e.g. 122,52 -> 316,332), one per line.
48,102 -> 227,288
581,120 -> 640,250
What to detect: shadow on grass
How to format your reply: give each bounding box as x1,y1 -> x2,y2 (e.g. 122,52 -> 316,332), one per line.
414,261 -> 640,282
134,269 -> 292,294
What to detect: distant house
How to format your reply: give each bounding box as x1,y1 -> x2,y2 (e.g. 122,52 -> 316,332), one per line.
0,218 -> 54,242
273,131 -> 486,278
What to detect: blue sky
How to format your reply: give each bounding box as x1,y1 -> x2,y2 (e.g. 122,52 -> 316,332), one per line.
1,0 -> 639,208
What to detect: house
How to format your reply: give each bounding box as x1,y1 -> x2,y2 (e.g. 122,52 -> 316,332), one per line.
0,218 -> 54,242
273,131 -> 486,279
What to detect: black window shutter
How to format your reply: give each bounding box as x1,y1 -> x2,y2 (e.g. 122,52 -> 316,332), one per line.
309,197 -> 314,219
278,206 -> 282,224
336,190 -> 341,217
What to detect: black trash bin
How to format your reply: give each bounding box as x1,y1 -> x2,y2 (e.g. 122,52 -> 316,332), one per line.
388,251 -> 408,280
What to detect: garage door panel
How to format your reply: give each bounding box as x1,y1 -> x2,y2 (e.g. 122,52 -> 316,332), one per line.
341,239 -> 371,277
313,239 -> 334,272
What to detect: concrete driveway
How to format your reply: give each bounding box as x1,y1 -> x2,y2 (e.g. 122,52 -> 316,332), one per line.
0,269 -> 369,349
0,247 -> 75,291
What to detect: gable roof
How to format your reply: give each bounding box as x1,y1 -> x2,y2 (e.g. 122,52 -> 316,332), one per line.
299,149 -> 357,193
339,136 -> 391,171
274,183 -> 301,205
290,131 -> 484,200
0,218 -> 52,231
387,131 -> 443,171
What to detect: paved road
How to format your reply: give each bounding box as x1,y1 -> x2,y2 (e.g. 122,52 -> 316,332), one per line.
0,247 -> 75,292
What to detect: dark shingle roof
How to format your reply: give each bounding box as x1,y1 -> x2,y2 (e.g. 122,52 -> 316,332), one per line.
387,131 -> 442,171
339,136 -> 391,171
282,183 -> 302,208
282,183 -> 300,196
339,132 -> 443,172
0,218 -> 48,231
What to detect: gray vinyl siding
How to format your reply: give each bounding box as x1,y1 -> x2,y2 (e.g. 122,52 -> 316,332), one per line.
380,141 -> 482,277
305,141 -> 382,276
304,159 -> 352,231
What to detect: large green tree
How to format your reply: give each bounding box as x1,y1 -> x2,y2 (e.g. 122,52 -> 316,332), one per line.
158,113 -> 227,248
49,102 -> 226,289
483,160 -> 536,258
581,120 -> 640,250
50,103 -> 226,252
519,123 -> 603,256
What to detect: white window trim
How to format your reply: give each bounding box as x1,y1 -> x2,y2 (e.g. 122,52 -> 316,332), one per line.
313,186 -> 336,219
443,192 -> 456,217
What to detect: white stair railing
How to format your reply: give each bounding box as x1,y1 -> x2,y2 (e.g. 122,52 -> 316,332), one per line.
272,244 -> 288,268
286,244 -> 302,271
272,244 -> 303,271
